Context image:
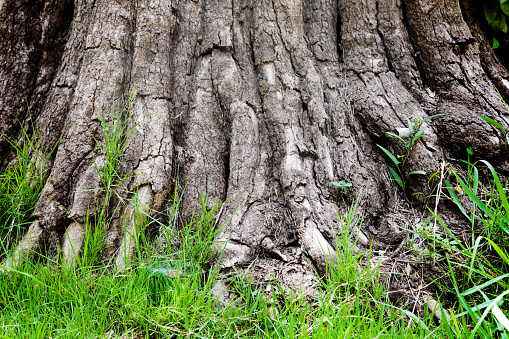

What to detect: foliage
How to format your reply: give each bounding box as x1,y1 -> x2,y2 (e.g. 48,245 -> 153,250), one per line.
477,87 -> 509,145
377,110 -> 442,195
484,0 -> 509,48
331,180 -> 352,194
415,160 -> 509,338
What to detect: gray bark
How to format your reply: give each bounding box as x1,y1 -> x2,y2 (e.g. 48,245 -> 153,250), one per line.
1,0 -> 508,308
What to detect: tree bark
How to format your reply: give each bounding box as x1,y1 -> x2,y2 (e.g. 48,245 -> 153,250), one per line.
1,0 -> 508,307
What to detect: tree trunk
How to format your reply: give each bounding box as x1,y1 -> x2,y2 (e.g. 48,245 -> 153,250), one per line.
1,0 -> 508,307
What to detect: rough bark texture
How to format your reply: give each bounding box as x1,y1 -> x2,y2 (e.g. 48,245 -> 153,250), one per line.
1,0 -> 508,309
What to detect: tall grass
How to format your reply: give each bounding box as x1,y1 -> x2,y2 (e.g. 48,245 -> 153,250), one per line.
0,105 -> 63,255
79,87 -> 150,267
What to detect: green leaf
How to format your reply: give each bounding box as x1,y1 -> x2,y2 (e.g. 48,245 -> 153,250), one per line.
408,170 -> 426,176
446,256 -> 487,339
477,114 -> 506,133
332,181 -> 352,188
502,1 -> 509,16
438,299 -> 457,338
456,173 -> 509,231
428,208 -> 468,252
401,309 -> 429,331
495,12 -> 508,32
462,273 -> 509,297
485,238 -> 509,265
485,3 -> 498,24
386,132 -> 407,145
376,144 -> 401,167
467,147 -> 474,155
468,235 -> 484,282
469,290 -> 509,339
421,113 -> 445,123
493,36 -> 500,49
485,2 -> 509,32
411,129 -> 426,149
445,179 -> 471,221
414,128 -> 425,138
389,167 -> 403,188
480,160 -> 509,218
456,178 -> 490,216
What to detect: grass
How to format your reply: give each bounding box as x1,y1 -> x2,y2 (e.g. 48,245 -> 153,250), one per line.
78,88 -> 142,268
1,96 -> 508,337
0,191 -> 450,338
405,100 -> 509,339
0,121 -> 445,338
0,104 -> 63,256
410,156 -> 509,339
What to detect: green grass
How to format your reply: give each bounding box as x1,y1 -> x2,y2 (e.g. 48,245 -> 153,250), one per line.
411,157 -> 509,339
2,95 -> 509,338
0,130 -> 444,338
406,107 -> 509,339
0,104 -> 63,256
78,88 -> 143,268
0,192 -> 450,338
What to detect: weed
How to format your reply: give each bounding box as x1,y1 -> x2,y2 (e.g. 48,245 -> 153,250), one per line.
377,109 -> 442,195
331,180 -> 352,194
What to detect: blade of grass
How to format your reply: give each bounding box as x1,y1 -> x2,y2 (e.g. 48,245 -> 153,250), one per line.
480,160 -> 509,218
468,235 -> 483,282
485,238 -> 509,265
445,179 -> 471,221
477,115 -> 506,134
446,256 -> 491,339
376,144 -> 401,167
469,290 -> 509,339
389,167 -> 403,188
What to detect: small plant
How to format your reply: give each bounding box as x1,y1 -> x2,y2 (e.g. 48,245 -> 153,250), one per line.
408,217 -> 445,260
332,180 -> 352,194
377,110 -> 442,192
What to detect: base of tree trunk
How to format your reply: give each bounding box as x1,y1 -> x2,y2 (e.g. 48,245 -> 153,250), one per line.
0,0 -> 508,316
